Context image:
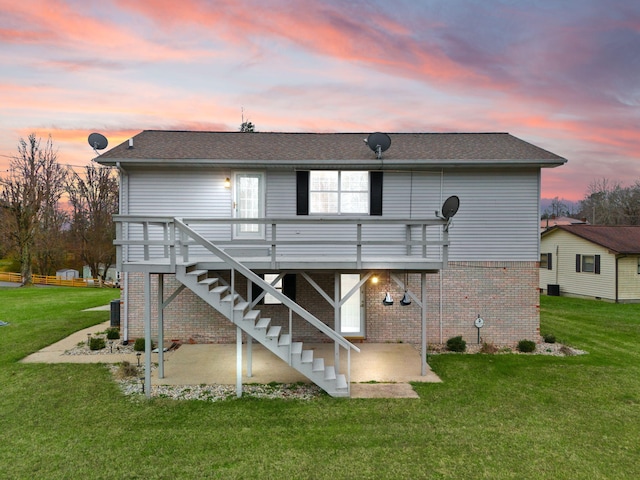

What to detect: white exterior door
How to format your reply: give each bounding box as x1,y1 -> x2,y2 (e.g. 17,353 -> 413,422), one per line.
339,273 -> 364,336
233,172 -> 265,239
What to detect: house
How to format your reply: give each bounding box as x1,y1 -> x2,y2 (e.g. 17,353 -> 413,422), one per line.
96,130 -> 566,397
540,215 -> 587,232
540,225 -> 640,302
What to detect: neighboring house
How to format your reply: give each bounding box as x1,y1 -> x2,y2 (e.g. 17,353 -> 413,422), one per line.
540,225 -> 640,302
96,130 -> 565,396
540,216 -> 587,232
82,264 -> 118,283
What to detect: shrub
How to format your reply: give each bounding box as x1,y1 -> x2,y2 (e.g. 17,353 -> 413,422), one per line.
106,328 -> 120,340
133,338 -> 154,351
116,361 -> 138,379
89,337 -> 106,351
446,336 -> 466,353
543,333 -> 556,344
480,342 -> 498,354
517,339 -> 536,353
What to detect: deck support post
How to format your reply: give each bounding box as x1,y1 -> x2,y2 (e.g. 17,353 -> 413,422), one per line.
334,272 -> 340,369
144,272 -> 152,398
158,274 -> 164,379
421,272 -> 427,376
246,280 -> 253,377
236,326 -> 243,398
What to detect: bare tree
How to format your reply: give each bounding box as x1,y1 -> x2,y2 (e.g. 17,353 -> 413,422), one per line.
578,178 -> 640,225
66,165 -> 118,284
0,134 -> 66,285
543,196 -> 569,218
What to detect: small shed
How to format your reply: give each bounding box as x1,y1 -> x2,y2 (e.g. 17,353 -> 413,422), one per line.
56,269 -> 79,280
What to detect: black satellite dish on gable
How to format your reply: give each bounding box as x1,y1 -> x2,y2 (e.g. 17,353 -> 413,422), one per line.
441,195 -> 460,219
364,132 -> 391,159
88,132 -> 108,152
437,195 -> 460,232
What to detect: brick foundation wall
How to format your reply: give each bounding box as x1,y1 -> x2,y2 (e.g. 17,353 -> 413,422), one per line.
123,262 -> 539,348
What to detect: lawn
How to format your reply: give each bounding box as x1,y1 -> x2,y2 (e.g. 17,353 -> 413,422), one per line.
1,288 -> 638,479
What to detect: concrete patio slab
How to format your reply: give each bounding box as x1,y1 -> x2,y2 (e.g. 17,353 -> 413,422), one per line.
21,320 -> 441,398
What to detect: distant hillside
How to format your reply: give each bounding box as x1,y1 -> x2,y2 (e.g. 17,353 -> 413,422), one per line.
540,197 -> 580,216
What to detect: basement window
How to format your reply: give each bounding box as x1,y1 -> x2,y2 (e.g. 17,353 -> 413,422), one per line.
263,274 -> 283,305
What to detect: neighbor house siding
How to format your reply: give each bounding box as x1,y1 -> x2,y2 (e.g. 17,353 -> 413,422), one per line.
617,256 -> 640,302
541,230 -> 616,300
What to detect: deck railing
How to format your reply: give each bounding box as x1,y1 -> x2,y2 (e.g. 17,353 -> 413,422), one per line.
114,215 -> 449,271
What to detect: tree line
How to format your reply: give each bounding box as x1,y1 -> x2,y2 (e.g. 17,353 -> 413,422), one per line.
543,178 -> 640,226
0,134 -> 118,286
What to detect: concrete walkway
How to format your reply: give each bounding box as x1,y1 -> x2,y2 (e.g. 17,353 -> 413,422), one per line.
22,320 -> 441,398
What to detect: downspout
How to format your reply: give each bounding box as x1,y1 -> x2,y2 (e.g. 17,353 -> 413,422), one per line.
116,162 -> 129,343
439,169 -> 444,344
615,255 -> 625,304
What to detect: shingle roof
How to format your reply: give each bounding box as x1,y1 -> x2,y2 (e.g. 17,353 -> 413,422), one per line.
95,130 -> 566,168
545,225 -> 640,254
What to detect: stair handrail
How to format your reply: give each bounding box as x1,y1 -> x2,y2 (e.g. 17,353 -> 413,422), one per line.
174,218 -> 361,354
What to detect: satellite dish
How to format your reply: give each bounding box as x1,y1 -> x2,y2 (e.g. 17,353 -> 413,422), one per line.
88,132 -> 108,151
441,195 -> 460,219
365,132 -> 391,159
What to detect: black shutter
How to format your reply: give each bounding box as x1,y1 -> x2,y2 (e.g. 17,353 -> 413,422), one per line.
595,255 -> 601,274
576,254 -> 581,273
370,171 -> 383,216
547,253 -> 553,270
252,275 -> 264,305
283,274 -> 296,301
296,171 -> 309,215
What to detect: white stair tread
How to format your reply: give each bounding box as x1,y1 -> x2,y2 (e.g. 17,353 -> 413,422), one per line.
255,317 -> 270,330
266,326 -> 281,338
221,293 -> 239,302
234,301 -> 250,312
199,278 -> 218,286
312,358 -> 324,372
291,342 -> 303,355
301,350 -> 313,364
210,286 -> 228,294
187,269 -> 207,277
243,310 -> 260,322
336,374 -> 348,390
278,334 -> 291,346
324,365 -> 337,381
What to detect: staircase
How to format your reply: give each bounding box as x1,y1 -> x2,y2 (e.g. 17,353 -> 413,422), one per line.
176,263 -> 352,397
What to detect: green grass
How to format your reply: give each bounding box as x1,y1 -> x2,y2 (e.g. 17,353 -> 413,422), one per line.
1,289 -> 639,479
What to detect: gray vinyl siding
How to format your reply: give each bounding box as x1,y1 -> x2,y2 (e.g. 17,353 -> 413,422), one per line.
123,166 -> 540,262
443,169 -> 540,261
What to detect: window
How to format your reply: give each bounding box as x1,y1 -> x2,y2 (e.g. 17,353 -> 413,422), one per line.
576,254 -> 600,274
263,274 -> 283,304
309,171 -> 369,214
540,253 -> 552,270
637,258 -> 640,274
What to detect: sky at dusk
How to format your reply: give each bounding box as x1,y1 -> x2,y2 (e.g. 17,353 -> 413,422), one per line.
1,0 -> 639,201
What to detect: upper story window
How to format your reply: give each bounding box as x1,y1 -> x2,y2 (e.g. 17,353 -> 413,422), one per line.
309,171 -> 369,214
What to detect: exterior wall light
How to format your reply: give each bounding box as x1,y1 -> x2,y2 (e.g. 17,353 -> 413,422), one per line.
371,275 -> 379,284
224,177 -> 231,189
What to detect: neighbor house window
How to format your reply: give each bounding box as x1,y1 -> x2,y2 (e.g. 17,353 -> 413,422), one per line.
576,254 -> 600,274
540,253 -> 552,270
309,171 -> 369,214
